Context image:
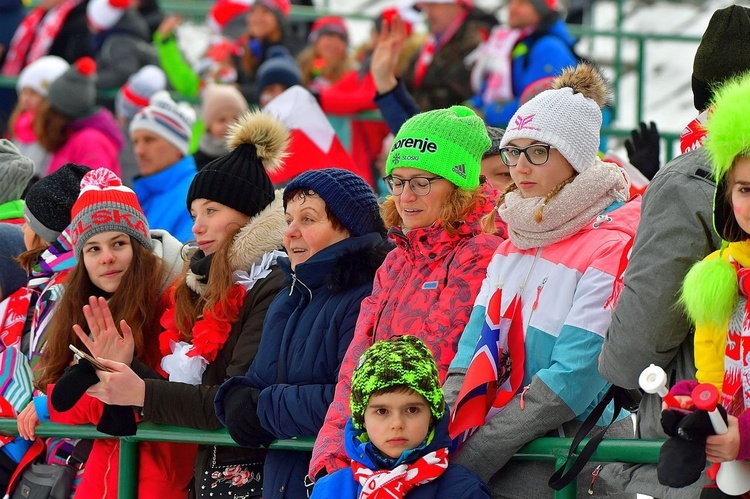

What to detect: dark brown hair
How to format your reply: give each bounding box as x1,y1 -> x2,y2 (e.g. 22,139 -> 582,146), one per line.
282,188 -> 345,233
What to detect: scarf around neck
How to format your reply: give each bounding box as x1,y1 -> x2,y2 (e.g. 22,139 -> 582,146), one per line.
680,109 -> 710,154
199,133 -> 231,159
351,448 -> 449,499
499,159 -> 629,250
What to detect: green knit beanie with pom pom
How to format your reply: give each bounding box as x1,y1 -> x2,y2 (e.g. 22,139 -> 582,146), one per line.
705,71 -> 750,241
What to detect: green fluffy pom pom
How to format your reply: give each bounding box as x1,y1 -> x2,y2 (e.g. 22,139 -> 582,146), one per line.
680,256 -> 738,327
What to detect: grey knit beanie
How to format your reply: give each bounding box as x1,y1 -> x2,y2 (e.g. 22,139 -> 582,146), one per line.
482,126 -> 505,159
47,57 -> 98,120
0,140 -> 34,205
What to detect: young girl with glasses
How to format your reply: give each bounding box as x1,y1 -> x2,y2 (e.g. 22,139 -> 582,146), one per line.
444,63 -> 641,497
309,105 -> 502,482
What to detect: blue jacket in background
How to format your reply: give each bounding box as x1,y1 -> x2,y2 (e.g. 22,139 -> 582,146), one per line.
132,155 -> 196,244
215,233 -> 391,499
374,79 -> 422,135
311,414 -> 490,499
470,19 -> 578,127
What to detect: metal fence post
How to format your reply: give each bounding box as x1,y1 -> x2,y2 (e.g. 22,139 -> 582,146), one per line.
118,438 -> 138,499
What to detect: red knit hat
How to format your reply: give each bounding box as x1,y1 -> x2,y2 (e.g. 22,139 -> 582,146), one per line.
207,0 -> 252,33
70,169 -> 151,255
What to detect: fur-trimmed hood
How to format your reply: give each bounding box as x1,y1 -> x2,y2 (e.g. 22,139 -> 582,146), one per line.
149,228 -> 185,290
186,189 -> 286,294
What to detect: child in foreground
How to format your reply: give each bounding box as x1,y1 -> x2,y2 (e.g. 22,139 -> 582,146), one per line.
676,71 -> 750,482
311,336 -> 490,498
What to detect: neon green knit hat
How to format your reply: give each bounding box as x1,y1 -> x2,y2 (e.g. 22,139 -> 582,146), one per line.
349,336 -> 445,430
704,70 -> 750,242
386,105 -> 490,190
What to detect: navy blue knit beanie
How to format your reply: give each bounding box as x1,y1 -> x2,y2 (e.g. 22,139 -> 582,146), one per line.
256,46 -> 302,94
284,168 -> 384,238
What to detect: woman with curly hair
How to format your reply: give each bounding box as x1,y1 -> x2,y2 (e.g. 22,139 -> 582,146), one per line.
309,105 -> 502,482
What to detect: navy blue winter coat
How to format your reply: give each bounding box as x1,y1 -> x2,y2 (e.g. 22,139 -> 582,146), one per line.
215,232 -> 391,499
311,414 -> 491,499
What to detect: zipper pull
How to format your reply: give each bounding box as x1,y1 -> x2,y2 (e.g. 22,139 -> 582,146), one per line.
588,464 -> 603,495
532,277 -> 547,311
289,274 -> 297,296
519,385 -> 530,410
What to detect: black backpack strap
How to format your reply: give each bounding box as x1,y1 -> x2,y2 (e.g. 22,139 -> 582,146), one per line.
548,385 -> 624,490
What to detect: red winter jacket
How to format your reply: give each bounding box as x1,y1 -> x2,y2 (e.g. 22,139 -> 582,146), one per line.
47,387 -> 196,498
309,197 -> 502,478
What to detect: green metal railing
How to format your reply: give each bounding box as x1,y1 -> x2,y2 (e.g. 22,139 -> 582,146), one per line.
0,418 -> 663,499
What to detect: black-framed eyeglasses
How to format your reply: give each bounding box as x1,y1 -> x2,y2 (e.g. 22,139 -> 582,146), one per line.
382,175 -> 444,196
499,144 -> 554,167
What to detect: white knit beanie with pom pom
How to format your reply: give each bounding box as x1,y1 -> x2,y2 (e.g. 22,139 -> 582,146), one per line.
500,64 -> 608,173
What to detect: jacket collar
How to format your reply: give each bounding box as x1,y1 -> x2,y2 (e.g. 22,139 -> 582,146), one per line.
389,197 -> 488,262
133,155 -> 197,198
279,233 -> 385,294
186,189 -> 286,294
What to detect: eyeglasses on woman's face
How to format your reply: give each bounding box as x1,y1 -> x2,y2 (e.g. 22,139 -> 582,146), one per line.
499,143 -> 555,167
382,175 -> 444,196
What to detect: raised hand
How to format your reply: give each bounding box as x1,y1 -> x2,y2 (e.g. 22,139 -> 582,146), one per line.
371,14 -> 408,94
625,121 -> 661,181
156,15 -> 182,39
73,296 -> 134,365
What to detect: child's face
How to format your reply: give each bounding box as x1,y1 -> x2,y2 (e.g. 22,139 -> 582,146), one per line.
363,389 -> 431,459
207,109 -> 240,140
481,154 -> 513,191
730,157 -> 750,235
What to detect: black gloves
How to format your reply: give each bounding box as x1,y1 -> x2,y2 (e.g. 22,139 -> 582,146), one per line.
51,359 -> 99,412
625,121 -> 661,181
50,359 -> 137,436
658,406 -> 727,488
223,385 -> 274,448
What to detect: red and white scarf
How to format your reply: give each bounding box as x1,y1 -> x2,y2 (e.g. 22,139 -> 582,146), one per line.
467,25 -> 534,105
679,109 -> 710,155
413,10 -> 468,89
351,448 -> 449,499
0,289 -> 32,350
2,0 -> 81,76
